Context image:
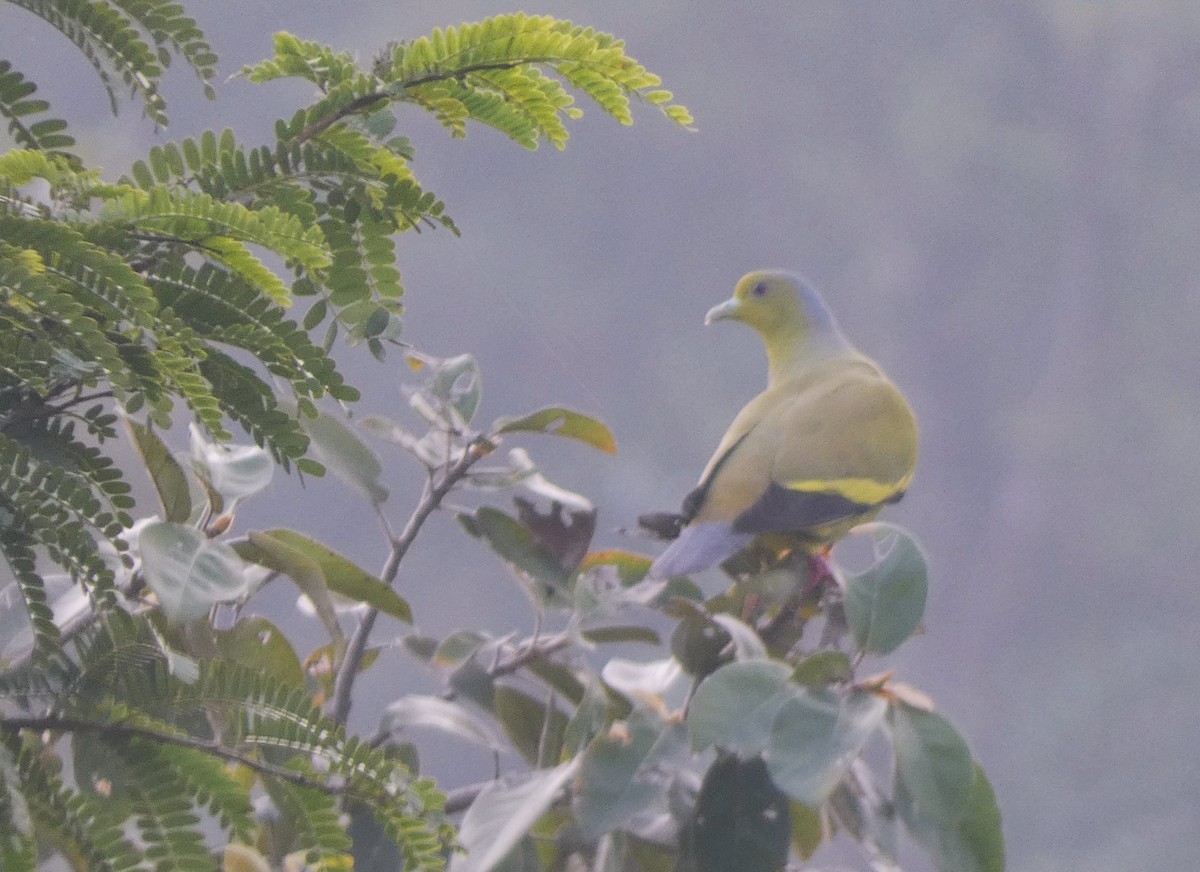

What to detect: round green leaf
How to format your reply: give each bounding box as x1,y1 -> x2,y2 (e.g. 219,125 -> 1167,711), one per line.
493,685 -> 568,766
765,689 -> 887,805
898,760 -> 1005,872
687,659 -> 793,754
843,523 -> 928,655
139,521 -> 248,623
791,650 -> 854,688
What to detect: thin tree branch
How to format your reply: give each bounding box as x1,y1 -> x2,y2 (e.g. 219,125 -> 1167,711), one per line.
0,714 -> 345,795
329,436 -> 493,725
296,55 -> 619,143
488,633 -> 571,679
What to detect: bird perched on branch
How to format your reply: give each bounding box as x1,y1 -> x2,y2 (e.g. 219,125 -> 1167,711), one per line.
644,270 -> 918,580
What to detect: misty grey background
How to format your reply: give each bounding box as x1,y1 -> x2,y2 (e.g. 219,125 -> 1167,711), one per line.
5,1 -> 1199,870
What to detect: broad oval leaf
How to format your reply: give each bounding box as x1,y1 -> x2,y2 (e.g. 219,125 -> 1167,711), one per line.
575,710 -> 685,838
843,523 -> 928,655
908,762 -> 1004,872
237,531 -> 343,650
765,689 -> 887,806
889,703 -> 976,828
295,407 -> 388,505
450,760 -> 580,872
491,406 -> 617,454
791,650 -> 854,688
380,695 -> 503,750
687,660 -> 793,754
256,529 -> 411,622
216,617 -> 305,689
433,630 -> 494,667
139,521 -> 248,622
601,657 -> 685,707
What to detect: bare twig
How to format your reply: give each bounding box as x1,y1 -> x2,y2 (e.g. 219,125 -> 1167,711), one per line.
329,437 -> 492,725
488,633 -> 571,679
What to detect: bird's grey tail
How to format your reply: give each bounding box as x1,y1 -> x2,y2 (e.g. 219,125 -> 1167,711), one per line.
648,522 -> 753,578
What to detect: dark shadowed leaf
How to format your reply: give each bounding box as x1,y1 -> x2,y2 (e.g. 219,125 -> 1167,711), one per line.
679,755 -> 790,872
827,763 -> 901,865
459,507 -> 572,600
348,802 -> 405,872
493,685 -> 568,766
514,495 -> 595,573
671,613 -> 732,679
492,406 -> 617,454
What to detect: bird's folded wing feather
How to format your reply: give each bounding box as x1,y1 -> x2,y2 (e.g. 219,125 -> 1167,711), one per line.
695,360 -> 917,534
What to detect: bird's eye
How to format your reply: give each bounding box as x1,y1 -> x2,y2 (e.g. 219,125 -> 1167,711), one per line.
752,282 -> 768,297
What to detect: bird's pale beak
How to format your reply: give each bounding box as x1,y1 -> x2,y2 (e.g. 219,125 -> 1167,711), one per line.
705,297 -> 741,326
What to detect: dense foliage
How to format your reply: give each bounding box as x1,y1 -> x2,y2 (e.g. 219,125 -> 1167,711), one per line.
0,2 -> 1001,871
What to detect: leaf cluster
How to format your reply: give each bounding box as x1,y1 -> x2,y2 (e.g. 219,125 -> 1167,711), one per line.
0,613 -> 453,872
416,504 -> 1003,872
2,7 -> 697,871
323,352 -> 1004,872
2,0 -> 216,139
